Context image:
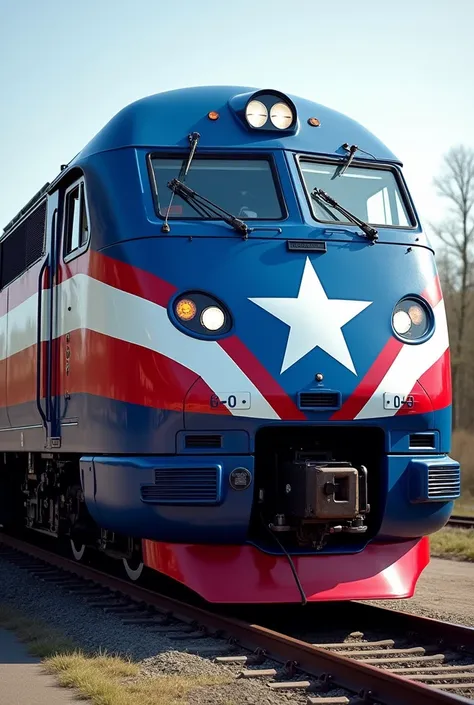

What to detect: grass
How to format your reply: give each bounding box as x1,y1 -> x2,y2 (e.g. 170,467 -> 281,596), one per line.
0,604 -> 232,705
430,528 -> 474,562
452,430 -> 474,515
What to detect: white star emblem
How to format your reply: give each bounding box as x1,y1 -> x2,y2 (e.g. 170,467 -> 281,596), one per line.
249,257 -> 372,374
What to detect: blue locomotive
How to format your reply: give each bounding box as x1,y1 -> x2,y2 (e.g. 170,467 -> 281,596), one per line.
0,86 -> 460,602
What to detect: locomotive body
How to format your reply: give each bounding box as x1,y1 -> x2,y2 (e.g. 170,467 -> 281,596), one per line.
0,86 -> 460,602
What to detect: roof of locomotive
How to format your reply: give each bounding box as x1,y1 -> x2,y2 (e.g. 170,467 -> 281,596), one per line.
69,85 -> 401,165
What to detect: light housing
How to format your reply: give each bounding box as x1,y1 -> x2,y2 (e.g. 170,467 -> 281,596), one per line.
170,291 -> 232,338
391,296 -> 434,343
229,89 -> 298,133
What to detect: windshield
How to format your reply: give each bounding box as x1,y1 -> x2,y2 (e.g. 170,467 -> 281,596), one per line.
299,159 -> 412,228
150,156 -> 284,220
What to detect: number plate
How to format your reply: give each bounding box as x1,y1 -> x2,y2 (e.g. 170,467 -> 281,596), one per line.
383,392 -> 415,410
210,392 -> 251,410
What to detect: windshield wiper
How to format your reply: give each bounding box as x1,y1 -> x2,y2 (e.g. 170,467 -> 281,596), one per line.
167,178 -> 250,238
311,188 -> 378,242
162,132 -> 201,233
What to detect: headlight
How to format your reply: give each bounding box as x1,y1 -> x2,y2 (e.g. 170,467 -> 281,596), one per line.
201,306 -> 225,331
245,100 -> 268,128
171,292 -> 232,337
391,297 -> 433,342
270,102 -> 293,129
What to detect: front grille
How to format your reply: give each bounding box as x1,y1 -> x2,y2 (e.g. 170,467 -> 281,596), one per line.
185,434 -> 222,449
409,433 -> 436,449
427,466 -> 461,500
298,392 -> 340,410
140,467 -> 220,504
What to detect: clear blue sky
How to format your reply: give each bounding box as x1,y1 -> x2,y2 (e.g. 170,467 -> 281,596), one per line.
1,0 -> 473,239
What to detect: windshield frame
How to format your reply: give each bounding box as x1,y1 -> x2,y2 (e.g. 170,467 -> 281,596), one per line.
295,155 -> 417,231
147,152 -> 288,223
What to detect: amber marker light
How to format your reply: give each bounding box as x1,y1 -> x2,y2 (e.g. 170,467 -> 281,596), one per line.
408,304 -> 424,325
308,117 -> 321,127
175,298 -> 197,321
208,111 -> 219,120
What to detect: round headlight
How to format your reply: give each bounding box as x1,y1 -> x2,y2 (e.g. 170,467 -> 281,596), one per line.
393,310 -> 412,335
245,100 -> 268,128
201,306 -> 225,331
270,102 -> 293,129
175,298 -> 197,321
391,297 -> 433,342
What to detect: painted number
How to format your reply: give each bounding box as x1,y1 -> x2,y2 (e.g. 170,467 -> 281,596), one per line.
210,392 -> 251,410
383,392 -> 415,410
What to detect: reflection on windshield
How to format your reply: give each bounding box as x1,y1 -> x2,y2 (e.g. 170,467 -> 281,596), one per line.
300,161 -> 411,227
150,157 -> 283,220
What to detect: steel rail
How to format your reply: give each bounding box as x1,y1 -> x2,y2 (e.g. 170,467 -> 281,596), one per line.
0,532 -> 472,705
447,515 -> 474,529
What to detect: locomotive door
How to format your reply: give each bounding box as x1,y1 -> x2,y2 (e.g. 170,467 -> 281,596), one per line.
37,189 -> 61,449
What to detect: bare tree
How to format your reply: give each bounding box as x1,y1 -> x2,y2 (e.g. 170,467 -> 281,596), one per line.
431,146 -> 474,428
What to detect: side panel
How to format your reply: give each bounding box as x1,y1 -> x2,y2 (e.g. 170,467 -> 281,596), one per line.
0,286 -> 10,430
5,262 -> 44,431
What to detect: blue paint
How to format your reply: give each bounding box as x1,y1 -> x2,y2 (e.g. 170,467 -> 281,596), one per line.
0,85 -> 456,567
379,454 -> 456,539
80,454 -> 254,543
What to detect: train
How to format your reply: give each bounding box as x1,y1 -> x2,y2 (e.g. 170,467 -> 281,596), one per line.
0,85 -> 460,604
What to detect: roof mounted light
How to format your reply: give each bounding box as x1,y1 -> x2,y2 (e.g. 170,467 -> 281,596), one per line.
230,89 -> 298,133
270,102 -> 293,129
245,100 -> 268,128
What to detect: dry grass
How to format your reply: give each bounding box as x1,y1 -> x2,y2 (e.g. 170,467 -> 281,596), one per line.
46,653 -> 230,705
0,603 -> 232,705
430,528 -> 474,562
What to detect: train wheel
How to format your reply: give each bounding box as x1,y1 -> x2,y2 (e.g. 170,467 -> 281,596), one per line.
122,556 -> 144,581
70,538 -> 86,561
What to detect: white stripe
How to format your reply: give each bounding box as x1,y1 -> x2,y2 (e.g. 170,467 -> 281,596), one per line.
0,275 -> 280,421
355,299 -> 449,420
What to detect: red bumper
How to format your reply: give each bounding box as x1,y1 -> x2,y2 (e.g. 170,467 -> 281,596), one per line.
142,537 -> 430,603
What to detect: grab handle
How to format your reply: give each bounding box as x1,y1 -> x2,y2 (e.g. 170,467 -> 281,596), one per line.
36,257 -> 49,428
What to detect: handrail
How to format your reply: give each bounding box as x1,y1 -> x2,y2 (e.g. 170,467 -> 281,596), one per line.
36,256 -> 49,430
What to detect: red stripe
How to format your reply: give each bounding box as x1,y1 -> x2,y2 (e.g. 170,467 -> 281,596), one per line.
331,273 -> 445,422
414,348 -> 452,412
1,331 -> 224,414
394,381 -> 433,416
331,336 -> 403,421
5,249 -> 178,316
421,275 -> 442,308
219,336 -> 306,421
58,250 -> 177,308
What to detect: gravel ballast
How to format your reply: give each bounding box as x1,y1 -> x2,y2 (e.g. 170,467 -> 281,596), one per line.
0,558 -> 314,704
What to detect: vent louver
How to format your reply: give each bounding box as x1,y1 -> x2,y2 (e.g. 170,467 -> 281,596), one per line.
409,433 -> 436,449
298,392 -> 340,410
185,435 -> 222,449
427,466 -> 461,500
140,467 -> 220,504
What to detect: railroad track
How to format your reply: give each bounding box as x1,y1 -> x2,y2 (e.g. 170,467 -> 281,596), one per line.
447,515 -> 474,529
0,532 -> 474,705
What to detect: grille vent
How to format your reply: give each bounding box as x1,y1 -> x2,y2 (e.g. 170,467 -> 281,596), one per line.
427,466 -> 461,500
409,433 -> 436,449
298,392 -> 340,410
1,200 -> 46,288
185,434 -> 222,449
140,467 -> 220,504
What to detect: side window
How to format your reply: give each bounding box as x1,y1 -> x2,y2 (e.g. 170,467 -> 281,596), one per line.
64,181 -> 89,258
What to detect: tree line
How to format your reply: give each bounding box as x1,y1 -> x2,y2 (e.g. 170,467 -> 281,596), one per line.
431,145 -> 474,429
